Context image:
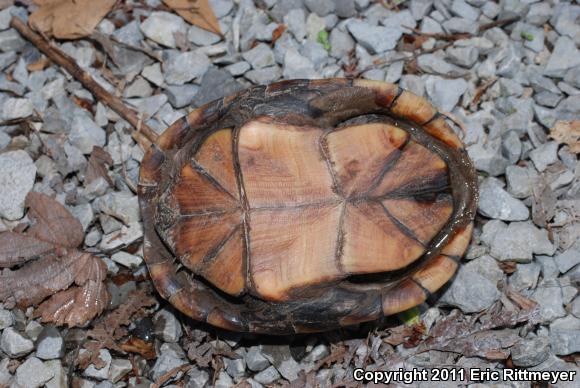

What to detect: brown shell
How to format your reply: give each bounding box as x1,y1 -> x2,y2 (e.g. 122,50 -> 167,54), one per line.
139,79 -> 478,334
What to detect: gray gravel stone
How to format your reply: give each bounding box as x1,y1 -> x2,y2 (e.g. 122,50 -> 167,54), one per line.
283,9 -> 306,41
335,0 -> 356,18
0,29 -> 25,52
109,358 -> 132,383
215,371 -> 235,388
509,263 -> 541,291
505,165 -> 537,199
151,343 -> 188,381
224,356 -> 245,379
225,61 -> 250,76
1,327 -> 34,357
164,51 -> 210,85
142,63 -> 164,87
1,97 -> 33,120
464,255 -> 504,285
306,13 -> 326,41
442,17 -> 478,35
346,20 -> 402,54
246,346 -> 270,372
0,358 -> 10,387
417,53 -> 466,77
305,0 -> 335,16
440,264 -> 500,313
526,2 -> 552,26
478,177 -> 529,221
555,249 -> 580,274
501,131 -> 521,164
165,84 -> 199,109
544,36 -> 580,77
283,48 -> 319,79
84,349 -> 112,380
187,25 -> 221,46
0,308 -> 13,330
425,76 -> 467,112
154,309 -> 182,343
0,150 -> 36,220
450,0 -> 480,21
140,11 -> 187,48
245,66 -> 281,84
35,326 -> 64,360
511,337 -> 550,367
96,191 -> 140,224
550,316 -> 580,355
69,111 -> 106,154
532,279 -> 567,322
529,141 -> 558,172
194,68 -> 244,107
490,221 -> 554,262
253,365 -> 281,385
243,43 -> 275,69
187,367 -> 210,388
446,46 -> 479,68
329,28 -> 355,59
16,357 -> 54,388
111,251 -> 142,268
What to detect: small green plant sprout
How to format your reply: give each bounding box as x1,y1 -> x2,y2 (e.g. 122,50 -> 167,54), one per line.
317,29 -> 331,51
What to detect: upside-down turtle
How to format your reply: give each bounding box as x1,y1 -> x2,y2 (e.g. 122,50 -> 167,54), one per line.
138,79 -> 478,334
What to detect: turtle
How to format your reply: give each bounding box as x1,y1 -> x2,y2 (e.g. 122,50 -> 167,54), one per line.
138,78 -> 478,334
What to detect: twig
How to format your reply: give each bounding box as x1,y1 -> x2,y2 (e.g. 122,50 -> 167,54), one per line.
151,364 -> 192,388
9,17 -> 159,145
479,15 -> 520,33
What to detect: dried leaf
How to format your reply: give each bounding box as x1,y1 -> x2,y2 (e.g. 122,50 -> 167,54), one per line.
271,24 -> 286,44
29,0 -> 116,39
120,337 -> 156,359
85,146 -> 114,186
36,279 -> 110,327
550,120 -> 580,154
0,232 -> 55,268
0,250 -> 97,306
163,0 -> 222,35
25,192 -> 84,248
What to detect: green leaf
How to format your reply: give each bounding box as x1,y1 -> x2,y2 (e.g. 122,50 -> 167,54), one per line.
398,306 -> 421,326
520,31 -> 534,41
317,29 -> 331,51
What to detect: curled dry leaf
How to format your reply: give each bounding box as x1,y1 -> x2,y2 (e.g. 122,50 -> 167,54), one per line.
163,0 -> 222,35
0,192 -> 83,267
28,0 -> 116,39
36,279 -> 110,327
0,232 -> 55,268
34,253 -> 109,327
25,191 -> 84,248
549,120 -> 580,154
85,146 -> 114,186
0,250 -> 100,306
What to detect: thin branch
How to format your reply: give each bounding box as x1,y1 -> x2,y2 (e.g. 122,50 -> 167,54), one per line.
9,17 -> 159,145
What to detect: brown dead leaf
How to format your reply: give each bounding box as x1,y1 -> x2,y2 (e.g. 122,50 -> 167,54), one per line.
29,0 -> 116,39
0,250 -> 99,307
85,146 -> 114,186
36,279 -> 109,327
549,120 -> 580,154
25,192 -> 84,248
120,337 -> 156,359
0,232 -> 55,268
163,0 -> 222,36
271,24 -> 286,44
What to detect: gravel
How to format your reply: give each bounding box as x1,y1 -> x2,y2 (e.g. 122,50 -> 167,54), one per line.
1,327 -> 34,357
35,326 -> 64,360
140,11 -> 187,48
346,20 -> 402,54
0,150 -> 36,220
